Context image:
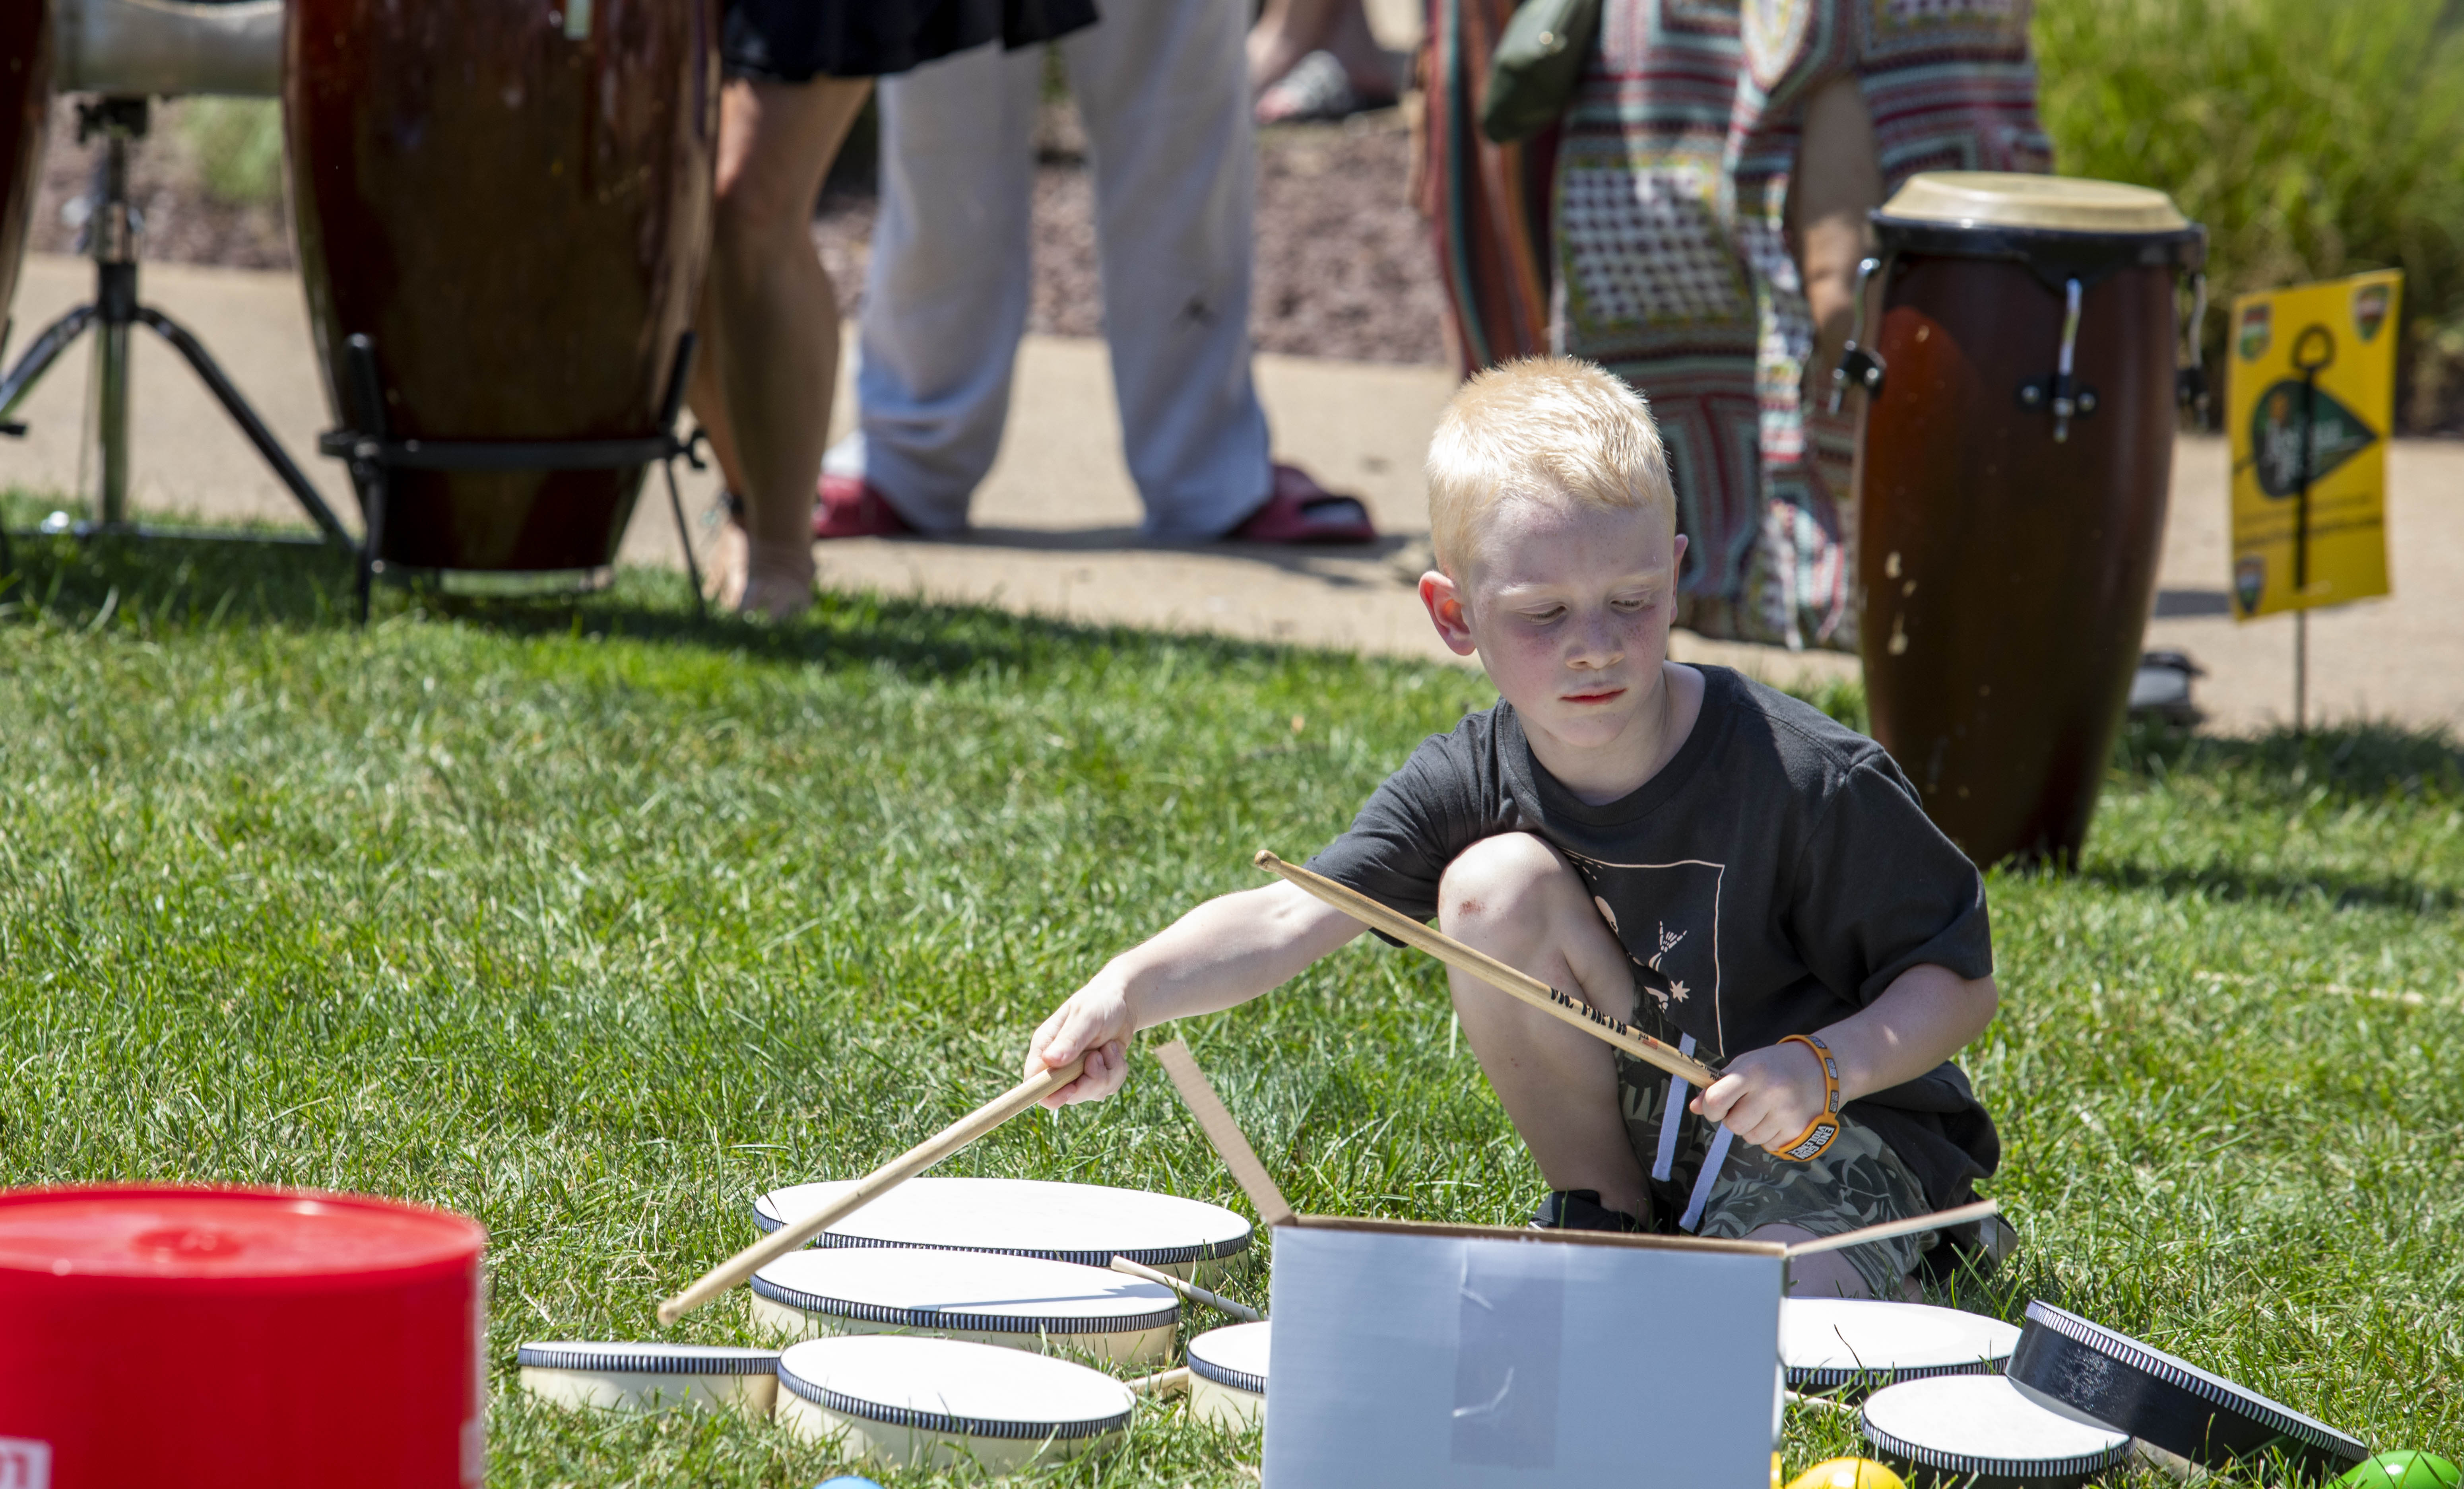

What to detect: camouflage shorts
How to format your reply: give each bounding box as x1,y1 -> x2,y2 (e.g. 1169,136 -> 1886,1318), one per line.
1613,999 -> 1934,1299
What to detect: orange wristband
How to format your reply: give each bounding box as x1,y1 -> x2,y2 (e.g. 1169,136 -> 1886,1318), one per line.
1768,1032 -> 1841,1162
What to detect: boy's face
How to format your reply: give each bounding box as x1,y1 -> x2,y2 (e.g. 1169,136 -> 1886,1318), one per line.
1419,498 -> 1687,755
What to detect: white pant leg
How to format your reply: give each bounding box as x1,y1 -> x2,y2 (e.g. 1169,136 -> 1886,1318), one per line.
839,43 -> 1042,532
1062,0 -> 1273,537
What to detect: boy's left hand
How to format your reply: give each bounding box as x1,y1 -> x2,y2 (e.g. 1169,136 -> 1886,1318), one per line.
1690,1039 -> 1828,1151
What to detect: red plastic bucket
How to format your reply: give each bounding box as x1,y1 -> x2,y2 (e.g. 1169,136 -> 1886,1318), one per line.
0,1185 -> 488,1488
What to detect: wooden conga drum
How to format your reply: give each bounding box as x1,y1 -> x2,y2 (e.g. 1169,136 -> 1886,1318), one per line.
0,0 -> 52,348
283,0 -> 716,578
1852,174 -> 2204,867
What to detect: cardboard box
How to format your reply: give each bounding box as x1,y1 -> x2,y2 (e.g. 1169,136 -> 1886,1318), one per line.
1264,1216 -> 1784,1485
1154,1041 -> 1785,1488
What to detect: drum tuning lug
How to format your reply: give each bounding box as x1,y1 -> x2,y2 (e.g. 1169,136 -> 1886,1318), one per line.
2175,366 -> 2208,413
1829,344 -> 1885,414
2016,379 -> 2097,423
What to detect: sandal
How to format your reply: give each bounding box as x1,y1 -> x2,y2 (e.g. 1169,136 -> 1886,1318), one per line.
1227,463 -> 1377,544
815,473 -> 916,540
1256,50 -> 1398,125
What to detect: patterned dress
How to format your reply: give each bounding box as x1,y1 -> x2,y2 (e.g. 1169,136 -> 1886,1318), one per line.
1554,0 -> 2049,649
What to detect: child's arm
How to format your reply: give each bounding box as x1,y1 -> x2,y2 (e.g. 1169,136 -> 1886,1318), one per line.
1024,882 -> 1368,1107
1689,965 -> 1998,1151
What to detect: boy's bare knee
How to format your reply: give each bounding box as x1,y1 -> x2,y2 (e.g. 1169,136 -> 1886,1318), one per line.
1439,833 -> 1575,937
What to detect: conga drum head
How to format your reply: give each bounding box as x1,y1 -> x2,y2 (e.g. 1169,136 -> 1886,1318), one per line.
752,1176 -> 1253,1279
748,1247 -> 1181,1365
1185,1320 -> 1270,1429
1861,1375 -> 2131,1489
2008,1301 -> 2367,1478
773,1334 -> 1135,1471
515,1340 -> 779,1415
1782,1299 -> 2020,1392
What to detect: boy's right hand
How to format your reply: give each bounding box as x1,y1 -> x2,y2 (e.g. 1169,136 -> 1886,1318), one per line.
1025,977 -> 1137,1108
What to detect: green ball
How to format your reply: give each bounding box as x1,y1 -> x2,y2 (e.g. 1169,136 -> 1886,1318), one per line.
2335,1453 -> 2462,1489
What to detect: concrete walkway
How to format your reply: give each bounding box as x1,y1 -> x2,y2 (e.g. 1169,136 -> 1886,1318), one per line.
4,252 -> 2458,736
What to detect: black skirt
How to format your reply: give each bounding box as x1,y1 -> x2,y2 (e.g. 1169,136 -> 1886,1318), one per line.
722,0 -> 1100,82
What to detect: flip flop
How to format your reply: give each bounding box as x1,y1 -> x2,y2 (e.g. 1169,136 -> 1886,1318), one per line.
1227,464 -> 1377,544
814,473 -> 915,540
1256,50 -> 1398,125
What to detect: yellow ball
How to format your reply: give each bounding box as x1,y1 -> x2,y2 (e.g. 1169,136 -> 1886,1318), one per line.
1786,1457 -> 1909,1489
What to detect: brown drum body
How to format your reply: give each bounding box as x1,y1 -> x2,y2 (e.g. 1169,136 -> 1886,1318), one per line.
0,1 -> 52,345
1855,258 -> 2179,867
284,0 -> 716,572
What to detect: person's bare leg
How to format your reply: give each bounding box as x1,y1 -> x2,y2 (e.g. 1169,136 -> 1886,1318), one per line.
1321,0 -> 1394,95
687,74 -> 871,617
1789,75 -> 1884,401
1437,832 -> 1654,1223
1748,1223 -> 1919,1300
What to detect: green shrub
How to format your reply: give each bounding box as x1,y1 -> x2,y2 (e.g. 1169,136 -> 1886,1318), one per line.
175,97 -> 285,209
2035,0 -> 2464,431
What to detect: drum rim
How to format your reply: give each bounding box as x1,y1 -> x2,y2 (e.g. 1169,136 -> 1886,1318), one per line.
774,1345 -> 1135,1440
515,1340 -> 780,1375
749,1178 -> 1254,1267
1870,210 -> 2205,241
1186,1323 -> 1270,1396
1870,213 -> 2206,262
2017,1301 -> 2367,1460
1862,1378 -> 2133,1482
747,1266 -> 1180,1338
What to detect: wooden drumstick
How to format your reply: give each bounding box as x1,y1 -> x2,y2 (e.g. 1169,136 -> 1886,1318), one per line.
1780,1197 -> 2000,1259
1254,850 -> 1720,1089
655,1055 -> 1088,1324
1110,1254 -> 1263,1323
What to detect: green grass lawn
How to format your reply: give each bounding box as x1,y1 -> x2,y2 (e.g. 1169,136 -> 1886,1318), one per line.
2,535 -> 2457,1486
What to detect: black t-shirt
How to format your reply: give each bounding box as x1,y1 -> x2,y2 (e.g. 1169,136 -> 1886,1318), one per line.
1308,666 -> 2000,1207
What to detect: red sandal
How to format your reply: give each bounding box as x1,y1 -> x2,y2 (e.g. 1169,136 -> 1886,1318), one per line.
1227,464 -> 1377,544
815,473 -> 916,540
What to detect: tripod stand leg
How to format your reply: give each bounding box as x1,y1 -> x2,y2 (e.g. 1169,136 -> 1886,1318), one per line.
135,309 -> 358,551
662,456 -> 706,621
0,305 -> 98,424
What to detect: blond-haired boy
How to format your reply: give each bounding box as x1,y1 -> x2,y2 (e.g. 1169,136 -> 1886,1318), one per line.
1028,358 -> 2000,1297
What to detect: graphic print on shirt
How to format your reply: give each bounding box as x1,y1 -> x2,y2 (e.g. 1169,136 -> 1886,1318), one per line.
1568,855 -> 1727,1055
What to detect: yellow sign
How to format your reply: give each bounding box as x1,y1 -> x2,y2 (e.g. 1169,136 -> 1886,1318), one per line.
2227,270 -> 2400,619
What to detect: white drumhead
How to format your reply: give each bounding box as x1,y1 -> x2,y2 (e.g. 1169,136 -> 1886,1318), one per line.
751,1247 -> 1178,1336
1783,1299 -> 2021,1387
1186,1320 -> 1270,1395
1878,172 -> 2190,235
776,1334 -> 1135,1438
752,1177 -> 1251,1270
1864,1376 -> 2130,1480
514,1340 -> 778,1374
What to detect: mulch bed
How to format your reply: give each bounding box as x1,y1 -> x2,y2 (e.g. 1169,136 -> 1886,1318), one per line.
24,96 -> 1454,369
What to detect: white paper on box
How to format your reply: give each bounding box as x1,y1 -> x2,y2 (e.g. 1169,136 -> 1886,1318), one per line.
1263,1222 -> 1783,1487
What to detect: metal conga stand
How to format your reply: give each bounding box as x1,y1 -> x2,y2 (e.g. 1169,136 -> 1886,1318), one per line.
0,96 -> 358,572
318,332 -> 710,623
